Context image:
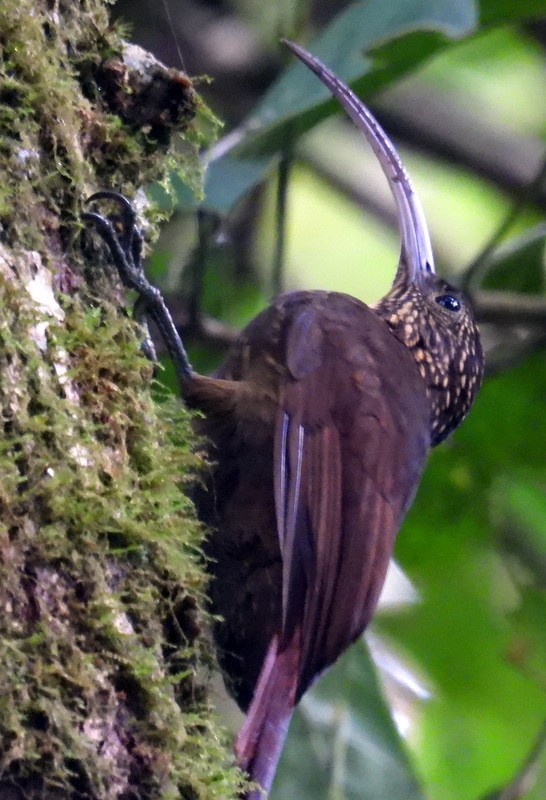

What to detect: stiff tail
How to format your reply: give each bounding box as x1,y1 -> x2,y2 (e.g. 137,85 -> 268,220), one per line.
236,634 -> 300,800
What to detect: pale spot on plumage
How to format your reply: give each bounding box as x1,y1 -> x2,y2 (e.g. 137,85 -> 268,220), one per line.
375,274 -> 483,446
265,353 -> 280,370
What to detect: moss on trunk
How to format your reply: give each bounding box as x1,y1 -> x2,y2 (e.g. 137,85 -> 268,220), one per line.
0,1 -> 239,797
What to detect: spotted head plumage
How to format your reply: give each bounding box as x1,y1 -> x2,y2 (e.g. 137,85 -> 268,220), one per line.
375,275 -> 483,445
282,41 -> 484,446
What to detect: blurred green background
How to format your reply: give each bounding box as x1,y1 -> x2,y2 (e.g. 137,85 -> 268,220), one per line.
115,1 -> 546,798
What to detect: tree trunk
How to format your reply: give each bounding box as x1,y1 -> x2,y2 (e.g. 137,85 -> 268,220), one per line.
0,1 -> 239,798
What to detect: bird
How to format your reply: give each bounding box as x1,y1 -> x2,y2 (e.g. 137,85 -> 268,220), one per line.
83,40 -> 484,800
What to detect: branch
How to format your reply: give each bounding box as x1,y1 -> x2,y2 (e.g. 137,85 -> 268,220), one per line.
153,289 -> 546,372
162,295 -> 240,350
472,290 -> 546,327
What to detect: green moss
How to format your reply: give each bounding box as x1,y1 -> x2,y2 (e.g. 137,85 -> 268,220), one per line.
0,0 -> 202,255
0,283 -> 242,797
0,0 -> 241,797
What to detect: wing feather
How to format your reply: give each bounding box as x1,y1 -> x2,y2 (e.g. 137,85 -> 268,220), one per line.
273,295 -> 429,699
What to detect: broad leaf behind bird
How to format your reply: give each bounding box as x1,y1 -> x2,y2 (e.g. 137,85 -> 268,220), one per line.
83,41 -> 483,800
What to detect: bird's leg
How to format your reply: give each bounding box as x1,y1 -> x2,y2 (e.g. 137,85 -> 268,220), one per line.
82,191 -> 193,383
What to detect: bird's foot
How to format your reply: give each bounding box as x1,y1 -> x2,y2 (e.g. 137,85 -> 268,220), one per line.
82,191 -> 193,382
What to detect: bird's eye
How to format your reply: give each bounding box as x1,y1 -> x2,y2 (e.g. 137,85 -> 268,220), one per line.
435,294 -> 461,312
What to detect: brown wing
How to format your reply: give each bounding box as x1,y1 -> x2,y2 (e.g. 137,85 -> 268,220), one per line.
273,292 -> 430,699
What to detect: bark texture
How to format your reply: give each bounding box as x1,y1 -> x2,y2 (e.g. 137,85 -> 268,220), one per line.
0,1 -> 239,798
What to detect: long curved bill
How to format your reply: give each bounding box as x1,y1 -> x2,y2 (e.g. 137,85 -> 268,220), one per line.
282,39 -> 435,282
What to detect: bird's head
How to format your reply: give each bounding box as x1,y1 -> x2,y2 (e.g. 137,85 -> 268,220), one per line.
283,40 -> 484,445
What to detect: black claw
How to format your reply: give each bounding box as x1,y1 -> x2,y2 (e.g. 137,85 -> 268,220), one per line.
86,191 -> 141,259
85,190 -> 135,212
82,192 -> 193,384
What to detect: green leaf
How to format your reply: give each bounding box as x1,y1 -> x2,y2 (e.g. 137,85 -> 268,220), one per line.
496,494 -> 546,573
492,476 -> 546,575
250,0 -> 477,139
272,639 -> 424,800
201,154 -> 277,214
477,721 -> 546,800
200,0 -> 479,213
481,225 -> 546,294
479,0 -> 546,25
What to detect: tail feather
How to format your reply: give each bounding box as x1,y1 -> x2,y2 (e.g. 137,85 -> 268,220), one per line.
236,634 -> 299,799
